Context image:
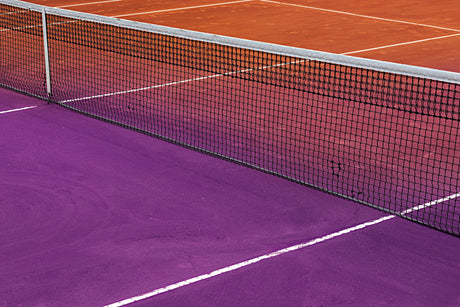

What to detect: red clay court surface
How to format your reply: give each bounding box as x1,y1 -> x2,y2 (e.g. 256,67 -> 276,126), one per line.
1,1 -> 460,306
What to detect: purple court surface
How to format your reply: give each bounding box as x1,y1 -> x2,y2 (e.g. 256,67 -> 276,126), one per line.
1,87 -> 460,306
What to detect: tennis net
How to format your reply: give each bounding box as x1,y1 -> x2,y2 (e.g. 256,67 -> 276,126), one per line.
1,0 -> 459,236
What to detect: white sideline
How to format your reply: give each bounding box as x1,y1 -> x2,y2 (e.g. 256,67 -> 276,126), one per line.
104,192 -> 460,306
0,106 -> 37,114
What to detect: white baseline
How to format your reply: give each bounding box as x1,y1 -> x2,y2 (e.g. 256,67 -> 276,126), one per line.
261,0 -> 460,32
57,0 -> 122,8
111,0 -> 253,18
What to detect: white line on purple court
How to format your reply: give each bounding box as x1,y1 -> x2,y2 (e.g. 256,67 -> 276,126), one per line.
0,106 -> 37,114
104,192 -> 460,307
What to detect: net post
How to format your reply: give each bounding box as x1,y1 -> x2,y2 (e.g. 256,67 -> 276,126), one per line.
41,7 -> 52,97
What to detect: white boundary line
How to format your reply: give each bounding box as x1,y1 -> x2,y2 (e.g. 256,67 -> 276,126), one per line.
401,192 -> 460,215
343,33 -> 460,55
261,0 -> 460,33
104,192 -> 460,306
105,216 -> 396,307
0,9 -> 28,16
60,60 -> 296,103
62,32 -> 460,103
0,106 -> 37,114
110,0 -> 253,18
0,24 -> 39,32
60,75 -> 224,103
57,0 -> 122,8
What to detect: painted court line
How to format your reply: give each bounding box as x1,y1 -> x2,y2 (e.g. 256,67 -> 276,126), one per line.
0,10 -> 29,16
104,192 -> 460,306
60,61 -> 291,103
57,0 -> 122,8
110,0 -> 253,18
60,75 -> 224,103
342,33 -> 460,55
62,32 -> 459,103
0,106 -> 37,114
104,216 -> 395,307
261,0 -> 460,33
0,23 -> 40,32
401,192 -> 460,215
